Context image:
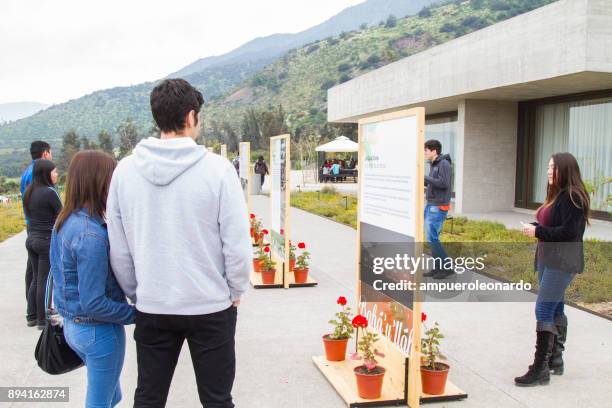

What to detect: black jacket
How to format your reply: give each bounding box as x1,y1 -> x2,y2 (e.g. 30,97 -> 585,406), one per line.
425,154 -> 452,206
534,190 -> 587,274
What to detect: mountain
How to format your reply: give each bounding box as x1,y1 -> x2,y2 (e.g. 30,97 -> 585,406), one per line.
0,0 -> 439,156
0,102 -> 48,123
0,0 -> 558,177
201,0 -> 559,146
170,0 -> 439,78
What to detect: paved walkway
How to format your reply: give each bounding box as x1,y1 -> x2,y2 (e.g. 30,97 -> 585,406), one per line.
1,195 -> 610,407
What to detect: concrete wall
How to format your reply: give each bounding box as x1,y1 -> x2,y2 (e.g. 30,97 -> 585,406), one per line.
328,0 -> 612,123
454,100 -> 518,214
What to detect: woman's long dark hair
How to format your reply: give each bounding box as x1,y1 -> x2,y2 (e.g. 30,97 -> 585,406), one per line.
542,152 -> 590,223
23,159 -> 56,217
55,150 -> 116,231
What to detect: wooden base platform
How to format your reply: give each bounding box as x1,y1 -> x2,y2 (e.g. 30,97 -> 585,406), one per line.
313,353 -> 467,407
288,271 -> 318,288
250,270 -> 283,289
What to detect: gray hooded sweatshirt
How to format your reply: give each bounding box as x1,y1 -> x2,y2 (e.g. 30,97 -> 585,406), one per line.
106,137 -> 251,315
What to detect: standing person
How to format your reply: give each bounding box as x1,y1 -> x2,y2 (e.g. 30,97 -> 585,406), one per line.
23,159 -> 61,329
50,150 -> 135,407
107,78 -> 251,408
422,139 -> 453,279
254,155 -> 269,187
515,152 -> 589,387
20,141 -> 52,327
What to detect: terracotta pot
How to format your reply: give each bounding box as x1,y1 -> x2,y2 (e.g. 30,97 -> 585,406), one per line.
322,335 -> 348,361
254,233 -> 263,245
289,258 -> 296,271
253,258 -> 262,272
250,227 -> 254,237
354,366 -> 386,399
294,267 -> 309,284
261,268 -> 276,284
420,363 -> 449,395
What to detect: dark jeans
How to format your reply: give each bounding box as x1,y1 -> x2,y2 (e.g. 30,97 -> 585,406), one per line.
133,306 -> 237,408
25,253 -> 35,321
25,233 -> 51,323
260,173 -> 265,186
424,204 -> 450,271
535,265 -> 575,333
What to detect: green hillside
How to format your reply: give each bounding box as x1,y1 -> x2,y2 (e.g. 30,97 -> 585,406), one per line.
202,0 -> 557,149
0,0 -> 557,176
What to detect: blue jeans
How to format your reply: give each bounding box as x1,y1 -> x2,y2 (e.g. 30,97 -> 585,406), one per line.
64,321 -> 126,408
424,204 -> 449,271
535,266 -> 575,333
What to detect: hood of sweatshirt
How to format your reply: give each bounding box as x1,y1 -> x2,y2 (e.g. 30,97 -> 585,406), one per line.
433,153 -> 452,165
132,137 -> 207,186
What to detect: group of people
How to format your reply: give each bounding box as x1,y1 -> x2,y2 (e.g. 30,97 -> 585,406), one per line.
422,139 -> 590,387
320,157 -> 356,182
17,75 -> 590,408
21,78 -> 252,407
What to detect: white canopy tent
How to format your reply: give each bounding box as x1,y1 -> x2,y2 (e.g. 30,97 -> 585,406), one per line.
315,136 -> 358,153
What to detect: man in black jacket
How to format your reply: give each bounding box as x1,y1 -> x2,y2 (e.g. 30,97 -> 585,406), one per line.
422,140 -> 454,279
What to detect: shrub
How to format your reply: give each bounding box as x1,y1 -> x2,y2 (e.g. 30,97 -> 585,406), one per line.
306,44 -> 320,54
339,73 -> 351,84
385,14 -> 397,28
320,79 -> 336,91
418,7 -> 432,18
461,15 -> 489,30
337,63 -> 351,72
440,22 -> 459,33
366,54 -> 381,65
359,23 -> 368,30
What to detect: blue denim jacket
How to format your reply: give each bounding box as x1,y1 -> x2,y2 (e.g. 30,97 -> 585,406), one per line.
50,209 -> 135,325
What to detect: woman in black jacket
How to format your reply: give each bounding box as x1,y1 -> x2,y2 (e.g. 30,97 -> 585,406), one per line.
515,152 -> 590,386
23,159 -> 61,329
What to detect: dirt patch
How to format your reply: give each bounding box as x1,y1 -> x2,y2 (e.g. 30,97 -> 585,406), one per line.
224,86 -> 255,104
577,302 -> 612,319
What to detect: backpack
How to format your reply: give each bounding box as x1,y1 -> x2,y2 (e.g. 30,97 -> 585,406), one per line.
255,162 -> 265,174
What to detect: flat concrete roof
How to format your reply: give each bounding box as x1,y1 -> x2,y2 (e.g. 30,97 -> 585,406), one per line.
328,0 -> 612,123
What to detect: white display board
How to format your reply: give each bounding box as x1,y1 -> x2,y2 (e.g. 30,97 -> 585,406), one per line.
239,142 -> 250,211
270,136 -> 287,260
360,116 -> 419,238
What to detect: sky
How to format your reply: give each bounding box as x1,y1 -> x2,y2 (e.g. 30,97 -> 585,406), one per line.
0,0 -> 363,105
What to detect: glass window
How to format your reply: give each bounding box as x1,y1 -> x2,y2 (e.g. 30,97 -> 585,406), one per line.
425,115 -> 457,194
531,97 -> 612,212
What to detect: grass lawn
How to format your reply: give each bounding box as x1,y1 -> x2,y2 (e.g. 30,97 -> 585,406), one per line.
0,200 -> 25,243
290,190 -> 611,309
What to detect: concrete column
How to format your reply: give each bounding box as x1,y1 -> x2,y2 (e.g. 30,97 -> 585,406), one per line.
454,100 -> 518,214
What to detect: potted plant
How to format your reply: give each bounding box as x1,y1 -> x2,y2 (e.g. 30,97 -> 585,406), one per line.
253,229 -> 269,272
249,214 -> 263,245
288,241 -> 296,271
323,296 -> 353,361
420,313 -> 449,396
351,315 -> 386,399
293,242 -> 310,283
260,246 -> 276,284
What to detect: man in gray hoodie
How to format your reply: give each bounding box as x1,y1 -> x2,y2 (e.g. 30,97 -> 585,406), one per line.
107,78 -> 251,408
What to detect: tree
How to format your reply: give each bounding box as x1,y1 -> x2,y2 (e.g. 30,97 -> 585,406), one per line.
241,108 -> 262,149
60,130 -> 81,171
97,130 -> 114,156
385,14 -> 397,28
117,119 -> 140,159
359,23 -> 368,30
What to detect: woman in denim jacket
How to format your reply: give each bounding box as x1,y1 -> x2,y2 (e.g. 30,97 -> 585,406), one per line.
50,150 -> 135,408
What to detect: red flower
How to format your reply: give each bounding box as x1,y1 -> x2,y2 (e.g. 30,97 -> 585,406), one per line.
421,312 -> 427,323
352,314 -> 368,328
298,242 -> 306,249
280,228 -> 284,235
262,229 -> 269,235
250,213 -> 255,219
337,296 -> 347,306
264,246 -> 270,253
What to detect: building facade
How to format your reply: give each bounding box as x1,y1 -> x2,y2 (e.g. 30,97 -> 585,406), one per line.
328,0 -> 612,220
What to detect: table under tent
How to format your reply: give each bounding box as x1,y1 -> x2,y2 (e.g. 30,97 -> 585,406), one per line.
315,136 -> 359,183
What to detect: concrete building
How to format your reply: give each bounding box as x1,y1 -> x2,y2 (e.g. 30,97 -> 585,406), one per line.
328,0 -> 612,220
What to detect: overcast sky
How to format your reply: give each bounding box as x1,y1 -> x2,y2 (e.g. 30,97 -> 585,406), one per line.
0,0 -> 363,105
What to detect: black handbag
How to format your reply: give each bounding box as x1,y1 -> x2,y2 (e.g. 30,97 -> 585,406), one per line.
34,274 -> 84,375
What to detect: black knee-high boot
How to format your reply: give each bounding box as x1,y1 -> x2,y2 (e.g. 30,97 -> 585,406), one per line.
549,316 -> 567,375
515,330 -> 555,386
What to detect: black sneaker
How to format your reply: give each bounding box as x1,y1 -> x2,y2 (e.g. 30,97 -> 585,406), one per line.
433,269 -> 455,279
27,319 -> 37,327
